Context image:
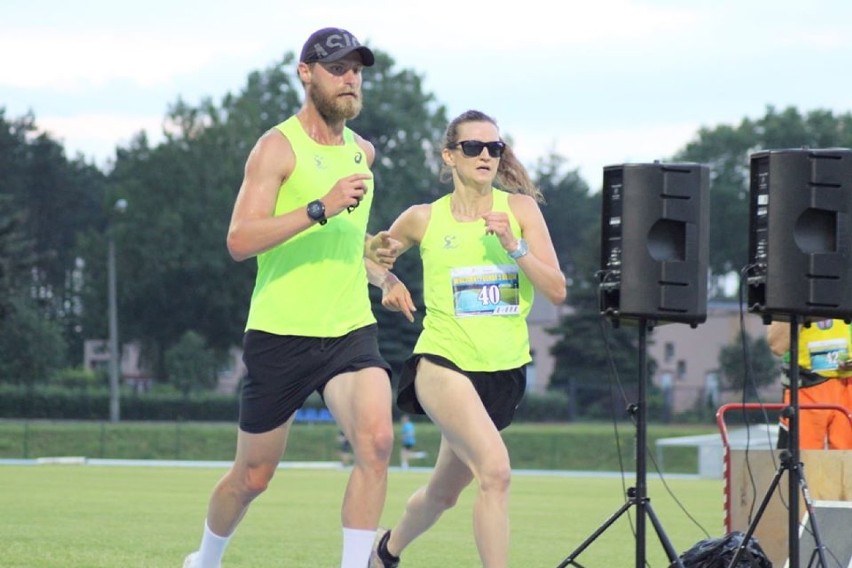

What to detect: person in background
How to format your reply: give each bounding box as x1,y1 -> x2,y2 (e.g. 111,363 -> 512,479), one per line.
767,319 -> 852,450
399,414 -> 427,469
183,26 -> 415,568
367,109 -> 566,568
338,430 -> 354,467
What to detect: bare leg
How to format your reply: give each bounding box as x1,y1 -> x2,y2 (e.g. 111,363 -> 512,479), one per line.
204,419 -> 291,537
324,368 -> 394,529
386,438 -> 474,553
388,359 -> 512,567
192,417 -> 291,568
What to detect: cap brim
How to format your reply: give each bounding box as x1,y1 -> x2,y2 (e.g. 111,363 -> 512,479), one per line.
323,45 -> 375,66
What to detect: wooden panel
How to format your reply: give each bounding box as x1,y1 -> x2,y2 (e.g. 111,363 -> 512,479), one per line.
728,449 -> 852,567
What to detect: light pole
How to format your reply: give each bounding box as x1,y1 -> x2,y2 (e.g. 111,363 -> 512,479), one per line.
108,198 -> 128,423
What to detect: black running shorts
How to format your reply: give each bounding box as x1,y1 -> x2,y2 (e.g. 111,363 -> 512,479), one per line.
239,324 -> 390,434
397,354 -> 526,431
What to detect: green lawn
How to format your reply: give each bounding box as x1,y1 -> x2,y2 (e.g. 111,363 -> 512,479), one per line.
0,464 -> 725,567
0,420 -> 721,474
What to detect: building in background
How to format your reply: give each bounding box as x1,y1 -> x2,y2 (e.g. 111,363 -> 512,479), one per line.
526,296 -> 570,394
84,340 -> 245,393
647,300 -> 780,415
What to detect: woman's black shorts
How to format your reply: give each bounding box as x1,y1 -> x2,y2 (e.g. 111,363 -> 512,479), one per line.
397,353 -> 526,431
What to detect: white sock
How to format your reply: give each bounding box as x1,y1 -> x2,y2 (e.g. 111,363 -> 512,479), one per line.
340,527 -> 376,568
196,520 -> 230,568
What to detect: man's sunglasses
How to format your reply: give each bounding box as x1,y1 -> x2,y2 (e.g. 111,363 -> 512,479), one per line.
452,140 -> 506,158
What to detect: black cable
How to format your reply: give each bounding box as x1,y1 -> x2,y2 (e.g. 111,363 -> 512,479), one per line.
597,308 -> 711,548
737,263 -> 777,524
597,314 -> 635,539
735,265 -> 843,567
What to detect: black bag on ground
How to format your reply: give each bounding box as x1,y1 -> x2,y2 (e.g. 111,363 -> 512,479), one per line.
670,531 -> 772,568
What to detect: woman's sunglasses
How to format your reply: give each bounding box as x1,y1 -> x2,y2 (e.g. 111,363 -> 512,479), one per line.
452,140 -> 506,158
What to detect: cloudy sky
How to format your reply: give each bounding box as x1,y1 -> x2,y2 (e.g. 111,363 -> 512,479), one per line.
3,0 -> 852,186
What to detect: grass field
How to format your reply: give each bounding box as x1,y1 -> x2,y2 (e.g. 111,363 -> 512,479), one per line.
0,463 -> 726,567
0,420 -> 720,473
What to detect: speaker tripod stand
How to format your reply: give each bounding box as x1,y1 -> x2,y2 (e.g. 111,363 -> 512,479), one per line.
557,318 -> 684,568
727,315 -> 828,568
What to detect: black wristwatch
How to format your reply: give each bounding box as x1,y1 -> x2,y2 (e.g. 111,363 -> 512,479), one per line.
306,199 -> 327,225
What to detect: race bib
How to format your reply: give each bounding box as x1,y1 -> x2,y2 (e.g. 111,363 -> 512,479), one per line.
450,265 -> 520,317
807,338 -> 849,371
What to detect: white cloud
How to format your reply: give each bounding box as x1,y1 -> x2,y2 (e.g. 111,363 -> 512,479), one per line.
784,30 -> 852,50
369,0 -> 703,53
4,0 -> 852,180
0,29 -> 264,91
37,113 -> 165,163
513,120 -> 703,188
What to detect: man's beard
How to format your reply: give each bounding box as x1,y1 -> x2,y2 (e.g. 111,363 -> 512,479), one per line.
310,82 -> 363,122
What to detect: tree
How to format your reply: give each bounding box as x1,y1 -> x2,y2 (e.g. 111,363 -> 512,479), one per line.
165,330 -> 219,396
0,194 -> 34,321
673,106 -> 852,295
0,294 -> 67,386
534,153 -> 600,293
532,155 -> 636,417
0,108 -> 108,368
718,332 -> 779,395
548,284 -> 649,419
0,197 -> 68,386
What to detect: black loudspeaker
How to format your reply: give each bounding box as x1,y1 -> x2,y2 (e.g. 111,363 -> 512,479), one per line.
599,162 -> 710,325
747,148 -> 852,321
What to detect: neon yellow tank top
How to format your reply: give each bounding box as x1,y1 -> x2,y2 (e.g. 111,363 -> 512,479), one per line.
244,116 -> 376,337
794,319 -> 852,378
413,190 -> 533,371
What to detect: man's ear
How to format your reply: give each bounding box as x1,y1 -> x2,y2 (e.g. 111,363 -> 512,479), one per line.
297,62 -> 312,84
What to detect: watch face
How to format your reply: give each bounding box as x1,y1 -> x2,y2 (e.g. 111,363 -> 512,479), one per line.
509,238 -> 528,259
307,200 -> 326,222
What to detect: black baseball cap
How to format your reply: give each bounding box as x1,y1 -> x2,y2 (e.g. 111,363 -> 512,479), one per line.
300,27 -> 375,67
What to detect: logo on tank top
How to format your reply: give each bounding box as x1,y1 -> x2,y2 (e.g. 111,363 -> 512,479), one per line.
443,235 -> 458,249
354,152 -> 363,164
314,155 -> 325,169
